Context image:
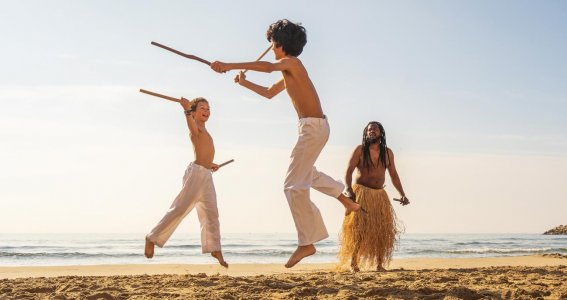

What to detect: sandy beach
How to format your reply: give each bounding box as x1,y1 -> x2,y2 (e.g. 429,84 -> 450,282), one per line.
1,255 -> 565,299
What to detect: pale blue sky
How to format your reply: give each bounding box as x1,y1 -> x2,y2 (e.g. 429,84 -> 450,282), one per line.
1,1 -> 566,235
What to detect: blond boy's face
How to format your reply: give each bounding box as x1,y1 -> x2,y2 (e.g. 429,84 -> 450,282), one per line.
194,102 -> 210,122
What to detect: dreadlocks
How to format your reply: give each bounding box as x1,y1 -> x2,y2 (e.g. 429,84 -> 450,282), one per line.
362,121 -> 388,170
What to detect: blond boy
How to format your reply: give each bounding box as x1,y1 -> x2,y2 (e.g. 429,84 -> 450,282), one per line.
144,97 -> 227,268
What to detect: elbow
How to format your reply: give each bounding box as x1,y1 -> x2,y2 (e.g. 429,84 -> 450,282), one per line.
265,90 -> 277,99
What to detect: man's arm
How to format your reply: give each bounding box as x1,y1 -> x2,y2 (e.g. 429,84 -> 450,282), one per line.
387,148 -> 408,204
344,146 -> 362,199
179,98 -> 199,137
235,72 -> 285,99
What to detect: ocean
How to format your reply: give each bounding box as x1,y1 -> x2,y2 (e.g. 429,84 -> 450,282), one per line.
1,233 -> 565,267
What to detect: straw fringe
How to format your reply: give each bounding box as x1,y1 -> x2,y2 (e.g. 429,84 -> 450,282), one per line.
338,184 -> 402,270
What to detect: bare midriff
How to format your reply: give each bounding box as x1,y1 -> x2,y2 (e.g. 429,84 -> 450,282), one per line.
282,62 -> 324,119
191,131 -> 215,169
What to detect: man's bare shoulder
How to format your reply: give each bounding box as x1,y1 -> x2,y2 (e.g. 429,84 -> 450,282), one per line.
353,145 -> 363,154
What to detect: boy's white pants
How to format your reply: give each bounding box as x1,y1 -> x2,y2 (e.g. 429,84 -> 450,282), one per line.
284,117 -> 345,246
146,162 -> 221,253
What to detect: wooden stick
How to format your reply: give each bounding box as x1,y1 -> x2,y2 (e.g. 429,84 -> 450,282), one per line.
139,89 -> 180,103
151,41 -> 211,66
242,44 -> 272,74
218,159 -> 235,168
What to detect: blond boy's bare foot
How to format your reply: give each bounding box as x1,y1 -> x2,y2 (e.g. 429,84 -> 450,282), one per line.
144,237 -> 154,259
338,194 -> 363,215
211,251 -> 228,268
285,244 -> 316,268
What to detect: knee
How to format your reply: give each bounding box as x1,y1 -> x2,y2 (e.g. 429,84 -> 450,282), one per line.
283,184 -> 308,200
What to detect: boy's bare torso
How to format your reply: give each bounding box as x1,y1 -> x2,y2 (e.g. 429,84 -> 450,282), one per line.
282,57 -> 324,119
191,128 -> 215,169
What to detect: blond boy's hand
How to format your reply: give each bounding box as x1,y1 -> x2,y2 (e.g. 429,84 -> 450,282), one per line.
210,61 -> 228,73
179,97 -> 192,111
234,71 -> 246,84
211,163 -> 220,172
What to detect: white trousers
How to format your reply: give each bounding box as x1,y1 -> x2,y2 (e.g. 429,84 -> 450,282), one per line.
146,162 -> 221,253
284,117 -> 345,246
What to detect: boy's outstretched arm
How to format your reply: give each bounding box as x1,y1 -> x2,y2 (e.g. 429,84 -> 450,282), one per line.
211,58 -> 294,74
234,71 -> 285,99
179,98 -> 199,137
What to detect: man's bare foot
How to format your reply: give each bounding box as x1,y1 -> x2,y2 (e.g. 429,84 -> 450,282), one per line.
351,264 -> 360,273
338,194 -> 363,215
285,244 -> 316,268
211,251 -> 228,268
144,237 -> 154,259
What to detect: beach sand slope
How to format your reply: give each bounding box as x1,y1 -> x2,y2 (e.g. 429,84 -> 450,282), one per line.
1,265 -> 566,299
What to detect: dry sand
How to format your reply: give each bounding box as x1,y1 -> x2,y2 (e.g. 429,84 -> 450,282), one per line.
1,256 -> 565,299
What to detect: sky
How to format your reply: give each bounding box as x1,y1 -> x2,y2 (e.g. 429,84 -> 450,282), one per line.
1,1 -> 566,236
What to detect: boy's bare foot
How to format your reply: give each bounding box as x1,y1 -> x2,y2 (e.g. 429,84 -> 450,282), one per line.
285,244 -> 316,268
376,266 -> 387,272
338,194 -> 364,215
144,237 -> 154,259
211,251 -> 228,268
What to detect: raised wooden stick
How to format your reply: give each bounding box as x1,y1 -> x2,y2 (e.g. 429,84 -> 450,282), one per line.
151,41 -> 211,66
242,44 -> 272,74
218,159 -> 234,168
139,89 -> 180,103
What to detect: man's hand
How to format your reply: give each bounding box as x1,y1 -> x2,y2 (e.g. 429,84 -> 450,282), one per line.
234,71 -> 246,84
343,188 -> 355,201
180,97 -> 192,111
210,61 -> 228,73
393,196 -> 410,206
211,163 -> 220,172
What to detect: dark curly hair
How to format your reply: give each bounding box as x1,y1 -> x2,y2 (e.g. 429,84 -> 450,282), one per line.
362,121 -> 389,169
266,19 -> 307,57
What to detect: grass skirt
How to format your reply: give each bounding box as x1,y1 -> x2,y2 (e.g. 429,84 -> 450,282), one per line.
338,184 -> 401,270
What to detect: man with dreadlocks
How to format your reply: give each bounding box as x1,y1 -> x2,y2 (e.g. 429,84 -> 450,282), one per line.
338,121 -> 410,272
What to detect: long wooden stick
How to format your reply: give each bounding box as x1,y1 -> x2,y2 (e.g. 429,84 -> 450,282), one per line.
151,41 -> 211,66
242,44 -> 272,74
139,89 -> 180,103
218,159 -> 234,168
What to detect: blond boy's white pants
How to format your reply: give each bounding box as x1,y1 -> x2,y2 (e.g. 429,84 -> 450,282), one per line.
284,117 -> 345,246
146,162 -> 221,253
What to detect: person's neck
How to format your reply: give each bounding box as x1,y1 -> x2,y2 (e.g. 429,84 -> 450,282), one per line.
369,142 -> 380,150
195,121 -> 206,130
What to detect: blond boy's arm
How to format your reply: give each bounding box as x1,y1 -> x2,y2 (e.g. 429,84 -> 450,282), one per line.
179,98 -> 200,137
